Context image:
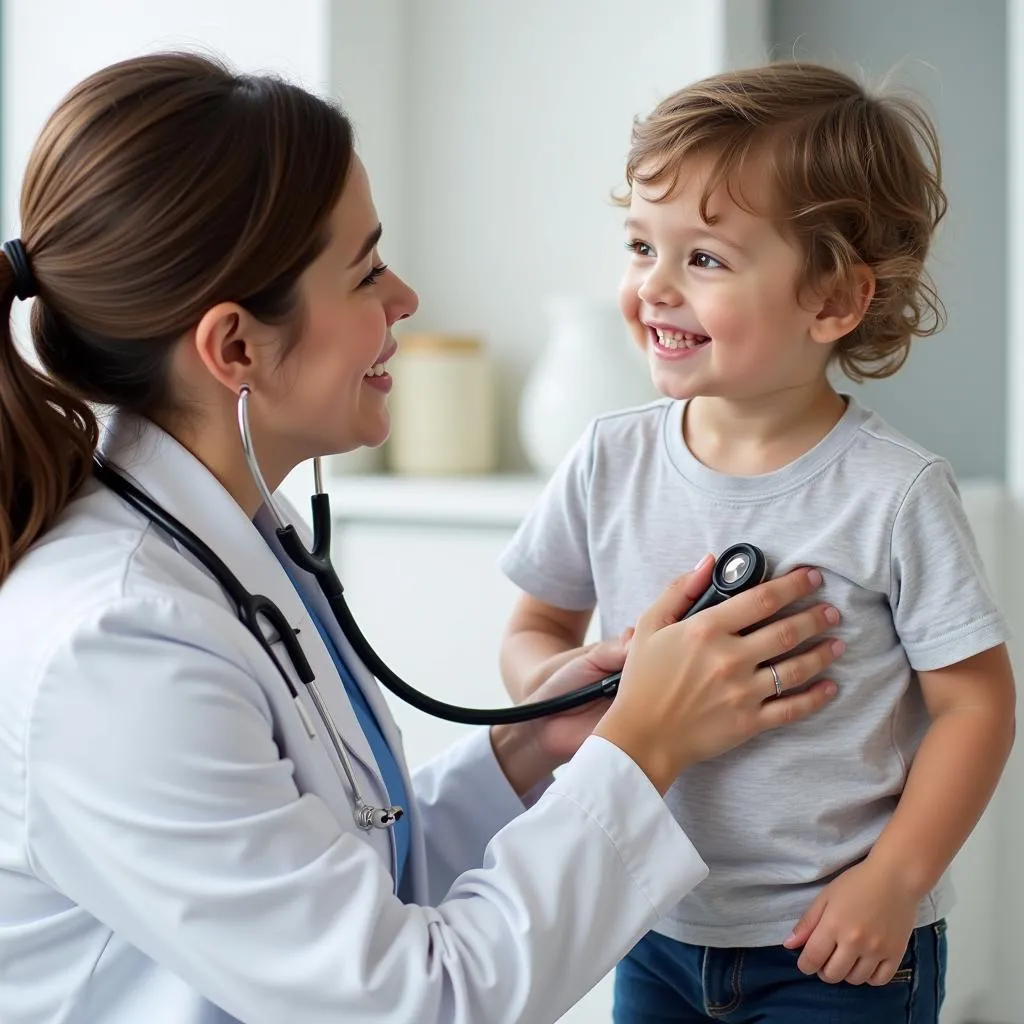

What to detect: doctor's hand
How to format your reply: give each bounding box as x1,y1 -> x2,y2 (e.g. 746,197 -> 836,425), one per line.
593,555 -> 843,794
783,859 -> 918,985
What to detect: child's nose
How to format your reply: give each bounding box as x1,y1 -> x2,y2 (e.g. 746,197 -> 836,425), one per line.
637,264 -> 684,307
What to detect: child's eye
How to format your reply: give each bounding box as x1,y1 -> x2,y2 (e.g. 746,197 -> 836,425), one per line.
625,239 -> 654,258
691,251 -> 723,270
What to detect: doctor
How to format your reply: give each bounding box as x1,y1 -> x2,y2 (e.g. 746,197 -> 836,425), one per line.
0,53 -> 843,1024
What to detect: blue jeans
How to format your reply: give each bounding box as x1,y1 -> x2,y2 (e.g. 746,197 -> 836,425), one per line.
613,921 -> 947,1023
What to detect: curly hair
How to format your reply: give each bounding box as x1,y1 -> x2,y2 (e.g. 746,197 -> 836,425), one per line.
617,62 -> 947,382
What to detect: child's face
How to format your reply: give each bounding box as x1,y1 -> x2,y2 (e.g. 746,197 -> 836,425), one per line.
618,156 -> 833,402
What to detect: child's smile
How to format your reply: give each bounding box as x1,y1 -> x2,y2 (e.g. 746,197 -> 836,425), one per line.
647,323 -> 712,360
618,154 -> 849,406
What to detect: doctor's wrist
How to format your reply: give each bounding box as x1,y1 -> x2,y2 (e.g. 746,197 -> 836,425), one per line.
489,724 -> 552,798
593,712 -> 690,796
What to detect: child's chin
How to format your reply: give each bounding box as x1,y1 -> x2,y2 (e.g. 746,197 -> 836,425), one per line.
649,367 -> 701,401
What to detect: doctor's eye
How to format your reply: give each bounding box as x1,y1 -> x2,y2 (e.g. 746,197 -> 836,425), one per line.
360,263 -> 389,287
625,239 -> 655,258
690,251 -> 724,270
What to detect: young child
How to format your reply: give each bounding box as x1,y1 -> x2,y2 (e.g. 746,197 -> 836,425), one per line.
499,63 -> 1016,1023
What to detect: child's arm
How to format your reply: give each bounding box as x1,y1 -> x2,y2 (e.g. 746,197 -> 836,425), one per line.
500,593 -> 595,702
786,643 -> 1016,984
866,644 -> 1015,894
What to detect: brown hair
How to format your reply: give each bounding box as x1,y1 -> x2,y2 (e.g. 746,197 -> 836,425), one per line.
618,61 -> 947,382
0,52 -> 354,584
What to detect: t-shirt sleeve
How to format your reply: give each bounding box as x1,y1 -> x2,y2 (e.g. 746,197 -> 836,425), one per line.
890,460 -> 1011,672
498,421 -> 598,610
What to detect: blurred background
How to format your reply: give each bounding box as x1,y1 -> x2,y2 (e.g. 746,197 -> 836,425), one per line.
2,2 -> 1020,1021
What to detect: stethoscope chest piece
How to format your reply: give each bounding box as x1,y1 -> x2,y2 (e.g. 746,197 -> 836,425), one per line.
713,542 -> 768,594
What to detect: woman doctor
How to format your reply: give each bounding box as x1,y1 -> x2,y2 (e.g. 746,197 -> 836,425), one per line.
0,54 -> 844,1024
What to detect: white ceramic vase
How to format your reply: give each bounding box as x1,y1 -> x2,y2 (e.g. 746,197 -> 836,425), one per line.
519,297 -> 656,476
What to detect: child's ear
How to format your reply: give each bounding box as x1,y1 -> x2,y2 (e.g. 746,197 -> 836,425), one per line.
809,265 -> 875,345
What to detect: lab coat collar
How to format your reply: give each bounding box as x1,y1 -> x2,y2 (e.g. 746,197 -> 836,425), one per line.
96,411 -> 382,785
254,508 -> 411,800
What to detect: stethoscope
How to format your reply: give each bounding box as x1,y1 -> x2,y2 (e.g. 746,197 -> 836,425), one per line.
92,386 -> 768,832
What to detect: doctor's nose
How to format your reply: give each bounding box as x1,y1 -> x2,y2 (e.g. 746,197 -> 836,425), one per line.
386,271 -> 419,324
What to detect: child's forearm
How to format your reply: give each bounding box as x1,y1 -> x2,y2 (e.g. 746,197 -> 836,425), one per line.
500,630 -> 583,701
867,685 -> 1015,898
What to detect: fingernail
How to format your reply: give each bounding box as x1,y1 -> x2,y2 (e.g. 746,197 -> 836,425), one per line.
807,569 -> 823,587
824,606 -> 840,624
693,554 -> 712,570
830,639 -> 846,656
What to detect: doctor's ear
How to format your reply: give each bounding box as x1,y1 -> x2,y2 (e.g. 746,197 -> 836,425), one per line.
808,265 -> 876,346
191,302 -> 283,395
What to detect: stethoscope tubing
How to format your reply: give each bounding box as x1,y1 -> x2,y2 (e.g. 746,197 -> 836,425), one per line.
92,386 -> 767,833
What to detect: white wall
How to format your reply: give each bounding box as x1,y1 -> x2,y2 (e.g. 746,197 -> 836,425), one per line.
329,1 -> 409,301
332,0 -> 770,469
1012,0 -> 1024,499
0,0 -> 332,366
772,0 -> 1008,485
998,5 -> 1024,1023
1,0 -> 330,238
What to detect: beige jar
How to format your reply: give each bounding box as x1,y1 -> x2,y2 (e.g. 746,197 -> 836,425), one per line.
387,333 -> 498,475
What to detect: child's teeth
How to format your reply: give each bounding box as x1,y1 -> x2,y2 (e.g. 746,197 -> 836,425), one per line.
365,362 -> 387,377
655,327 -> 708,350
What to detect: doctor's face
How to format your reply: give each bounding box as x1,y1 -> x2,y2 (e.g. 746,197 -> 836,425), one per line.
272,157 -> 418,458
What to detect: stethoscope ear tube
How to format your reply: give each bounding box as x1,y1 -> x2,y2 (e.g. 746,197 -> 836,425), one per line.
98,434 -> 770,770
278,527 -> 768,722
276,524 -> 607,724
275,499 -> 335,592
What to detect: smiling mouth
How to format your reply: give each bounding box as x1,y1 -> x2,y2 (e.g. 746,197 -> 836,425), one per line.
651,326 -> 711,350
366,342 -> 397,378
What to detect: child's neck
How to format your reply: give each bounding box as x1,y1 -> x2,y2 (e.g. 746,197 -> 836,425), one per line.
683,379 -> 846,477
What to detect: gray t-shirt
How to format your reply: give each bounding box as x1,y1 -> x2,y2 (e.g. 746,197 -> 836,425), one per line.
499,396 -> 1010,947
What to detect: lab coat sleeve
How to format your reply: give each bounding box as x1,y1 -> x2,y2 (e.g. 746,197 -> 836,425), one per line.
25,596 -> 707,1024
412,729 -> 551,903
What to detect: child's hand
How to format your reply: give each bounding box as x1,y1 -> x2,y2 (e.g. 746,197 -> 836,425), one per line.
783,859 -> 918,985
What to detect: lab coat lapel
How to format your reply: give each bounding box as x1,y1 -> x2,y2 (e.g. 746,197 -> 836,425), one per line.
329,621 -> 411,793
307,583 -> 412,801
97,413 -> 380,779
259,498 -> 414,806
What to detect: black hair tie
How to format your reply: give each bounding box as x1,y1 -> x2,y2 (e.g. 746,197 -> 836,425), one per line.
2,239 -> 38,301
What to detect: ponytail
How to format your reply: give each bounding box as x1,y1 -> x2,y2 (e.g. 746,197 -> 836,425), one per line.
0,256 -> 98,585
0,52 -> 357,586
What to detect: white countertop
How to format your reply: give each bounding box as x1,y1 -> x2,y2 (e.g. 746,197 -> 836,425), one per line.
280,466 -> 1007,534
312,472 -> 547,527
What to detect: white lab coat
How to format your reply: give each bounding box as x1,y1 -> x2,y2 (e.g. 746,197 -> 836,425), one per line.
0,413 -> 708,1024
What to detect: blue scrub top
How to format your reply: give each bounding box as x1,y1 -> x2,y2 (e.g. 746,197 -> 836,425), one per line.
283,569 -> 410,885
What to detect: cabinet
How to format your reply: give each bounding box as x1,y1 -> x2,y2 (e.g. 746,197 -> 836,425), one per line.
335,517 -> 532,767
